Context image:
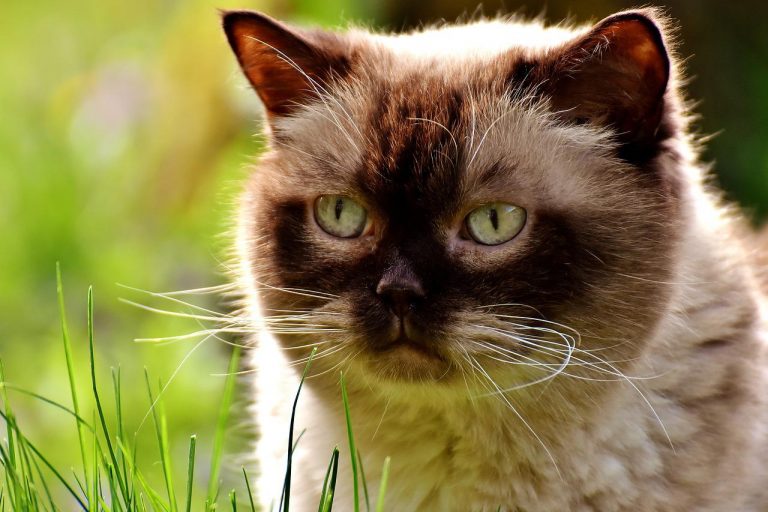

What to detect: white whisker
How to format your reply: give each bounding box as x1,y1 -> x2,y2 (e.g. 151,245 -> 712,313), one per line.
467,109 -> 515,168
253,279 -> 339,301
136,335 -> 209,433
118,282 -> 237,297
134,328 -> 252,343
243,35 -> 362,153
119,285 -> 234,319
407,116 -> 459,158
120,299 -> 244,325
463,353 -> 562,479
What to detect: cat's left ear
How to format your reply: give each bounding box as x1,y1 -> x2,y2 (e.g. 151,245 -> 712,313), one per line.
222,10 -> 350,118
546,11 -> 671,161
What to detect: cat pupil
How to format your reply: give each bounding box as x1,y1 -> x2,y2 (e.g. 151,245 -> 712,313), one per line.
488,208 -> 499,231
334,198 -> 344,221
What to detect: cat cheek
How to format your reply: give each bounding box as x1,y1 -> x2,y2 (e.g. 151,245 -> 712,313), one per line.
448,218 -> 534,262
308,231 -> 379,258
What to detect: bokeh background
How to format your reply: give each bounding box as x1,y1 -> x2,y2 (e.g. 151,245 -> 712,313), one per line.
2,0 -> 766,506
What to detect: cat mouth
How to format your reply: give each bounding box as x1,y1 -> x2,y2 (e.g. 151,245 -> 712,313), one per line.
376,318 -> 441,357
381,334 -> 440,359
365,323 -> 452,381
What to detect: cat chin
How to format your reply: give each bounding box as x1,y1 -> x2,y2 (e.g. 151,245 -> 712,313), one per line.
361,342 -> 456,383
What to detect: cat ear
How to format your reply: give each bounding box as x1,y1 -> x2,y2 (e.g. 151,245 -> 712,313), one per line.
222,11 -> 350,117
547,11 -> 671,160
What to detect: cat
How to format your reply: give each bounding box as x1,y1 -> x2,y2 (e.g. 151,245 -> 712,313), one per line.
223,7 -> 768,511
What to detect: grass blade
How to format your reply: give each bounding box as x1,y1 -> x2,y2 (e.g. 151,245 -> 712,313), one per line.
0,361 -> 22,509
144,373 -> 177,511
92,411 -> 101,512
87,287 -> 129,506
280,347 -> 317,512
112,366 -> 130,499
0,409 -> 88,510
30,454 -> 57,512
207,346 -> 241,505
57,264 -> 92,508
374,457 -> 390,512
340,372 -> 359,512
0,438 -> 21,509
0,384 -> 94,432
185,436 -> 196,512
16,434 -> 41,509
357,449 -> 370,512
317,446 -> 339,512
242,467 -> 256,512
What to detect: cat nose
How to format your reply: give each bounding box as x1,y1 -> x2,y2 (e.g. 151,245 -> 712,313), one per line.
376,273 -> 425,319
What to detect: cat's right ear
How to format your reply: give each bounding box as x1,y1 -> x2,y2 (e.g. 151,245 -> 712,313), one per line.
222,11 -> 350,117
542,11 -> 671,164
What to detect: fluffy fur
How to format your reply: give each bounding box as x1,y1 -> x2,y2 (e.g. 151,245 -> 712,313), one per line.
224,8 -> 768,511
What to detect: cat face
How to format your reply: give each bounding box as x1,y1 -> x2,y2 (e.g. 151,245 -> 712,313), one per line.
227,10 -> 684,388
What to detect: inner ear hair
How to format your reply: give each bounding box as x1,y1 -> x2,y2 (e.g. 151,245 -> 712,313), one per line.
222,10 -> 350,118
545,10 -> 671,164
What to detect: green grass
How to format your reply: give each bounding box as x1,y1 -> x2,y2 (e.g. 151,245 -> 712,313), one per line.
0,276 -> 244,510
0,276 -> 391,510
340,372 -> 361,512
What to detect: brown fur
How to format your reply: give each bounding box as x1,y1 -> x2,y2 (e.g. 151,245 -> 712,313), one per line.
224,8 -> 768,511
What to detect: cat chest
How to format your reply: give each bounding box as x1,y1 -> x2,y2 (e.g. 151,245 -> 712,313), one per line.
350,406 -> 667,511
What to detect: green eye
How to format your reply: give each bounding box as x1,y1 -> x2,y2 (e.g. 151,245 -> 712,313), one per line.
314,195 -> 368,238
465,202 -> 526,246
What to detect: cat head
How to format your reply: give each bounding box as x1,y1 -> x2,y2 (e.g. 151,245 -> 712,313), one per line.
225,9 -> 685,392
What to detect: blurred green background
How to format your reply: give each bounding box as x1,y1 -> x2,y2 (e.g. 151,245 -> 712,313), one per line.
1,0 -> 766,506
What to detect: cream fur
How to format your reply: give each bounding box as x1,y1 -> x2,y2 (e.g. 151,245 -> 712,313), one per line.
233,15 -> 768,512
243,201 -> 768,512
